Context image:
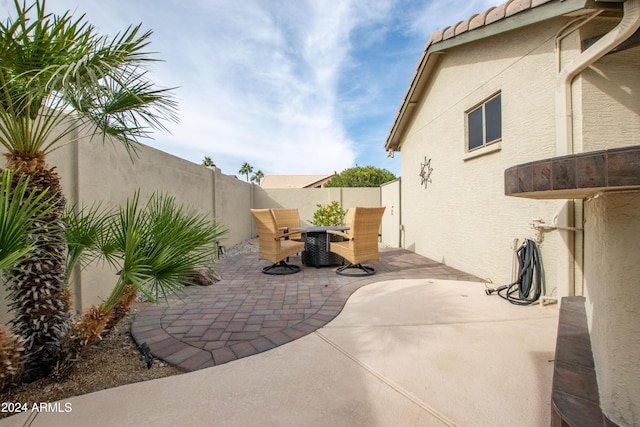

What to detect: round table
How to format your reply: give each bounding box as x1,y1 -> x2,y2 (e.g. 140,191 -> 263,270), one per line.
293,226 -> 349,267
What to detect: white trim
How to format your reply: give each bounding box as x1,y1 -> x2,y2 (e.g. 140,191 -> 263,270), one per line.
463,140 -> 502,161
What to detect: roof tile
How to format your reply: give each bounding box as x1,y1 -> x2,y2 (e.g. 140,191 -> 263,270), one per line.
485,1 -> 511,25
469,8 -> 494,30
455,16 -> 475,36
443,24 -> 458,40
507,0 -> 532,17
430,29 -> 444,43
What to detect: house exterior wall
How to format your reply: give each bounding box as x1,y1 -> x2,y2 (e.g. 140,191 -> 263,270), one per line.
396,11 -> 639,423
578,27 -> 640,424
579,46 -> 640,153
399,20 -> 569,288
584,192 -> 640,425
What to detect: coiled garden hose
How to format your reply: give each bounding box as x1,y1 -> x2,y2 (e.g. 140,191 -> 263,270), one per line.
485,239 -> 542,305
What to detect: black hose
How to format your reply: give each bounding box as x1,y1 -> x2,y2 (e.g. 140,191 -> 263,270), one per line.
485,239 -> 542,305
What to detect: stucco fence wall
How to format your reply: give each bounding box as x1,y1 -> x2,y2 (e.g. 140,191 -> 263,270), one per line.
1,141 -> 384,323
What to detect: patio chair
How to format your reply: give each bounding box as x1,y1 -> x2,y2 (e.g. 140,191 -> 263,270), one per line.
271,208 -> 302,241
327,206 -> 385,276
251,209 -> 305,275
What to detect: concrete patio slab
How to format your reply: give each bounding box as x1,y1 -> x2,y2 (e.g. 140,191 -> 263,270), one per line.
3,278 -> 558,427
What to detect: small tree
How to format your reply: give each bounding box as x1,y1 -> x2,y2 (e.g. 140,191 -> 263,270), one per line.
239,162 -> 253,182
310,201 -> 346,226
325,166 -> 396,187
62,191 -> 228,362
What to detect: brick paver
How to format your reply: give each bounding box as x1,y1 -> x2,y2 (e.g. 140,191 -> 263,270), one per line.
131,248 -> 482,371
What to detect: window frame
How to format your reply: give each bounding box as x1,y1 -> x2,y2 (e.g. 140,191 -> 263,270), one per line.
464,92 -> 502,157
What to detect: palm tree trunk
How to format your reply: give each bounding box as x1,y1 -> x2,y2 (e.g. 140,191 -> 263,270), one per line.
5,154 -> 71,383
103,286 -> 138,333
60,286 -> 136,370
0,325 -> 24,392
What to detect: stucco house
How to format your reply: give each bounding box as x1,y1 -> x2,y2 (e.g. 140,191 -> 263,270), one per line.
384,0 -> 639,424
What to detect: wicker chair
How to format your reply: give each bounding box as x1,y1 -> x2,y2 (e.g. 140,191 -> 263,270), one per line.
327,206 -> 385,276
271,208 -> 302,241
251,209 -> 305,275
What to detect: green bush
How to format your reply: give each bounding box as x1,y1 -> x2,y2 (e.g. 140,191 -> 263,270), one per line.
310,201 -> 346,226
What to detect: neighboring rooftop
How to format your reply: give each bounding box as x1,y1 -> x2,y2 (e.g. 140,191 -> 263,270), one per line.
260,174 -> 335,189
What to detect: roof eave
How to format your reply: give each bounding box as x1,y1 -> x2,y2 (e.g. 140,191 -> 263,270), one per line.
384,0 -> 622,153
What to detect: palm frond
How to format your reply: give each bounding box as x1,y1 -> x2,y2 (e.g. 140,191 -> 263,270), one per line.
0,169 -> 56,271
102,191 -> 228,311
63,202 -> 116,281
0,0 -> 178,158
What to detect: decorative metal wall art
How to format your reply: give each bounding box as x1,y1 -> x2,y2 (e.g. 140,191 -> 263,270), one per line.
419,156 -> 433,189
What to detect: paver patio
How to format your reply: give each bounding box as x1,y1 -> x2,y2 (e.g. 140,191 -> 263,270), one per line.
132,246 -> 484,371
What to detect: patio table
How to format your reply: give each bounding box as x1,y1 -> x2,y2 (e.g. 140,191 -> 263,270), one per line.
293,226 -> 348,267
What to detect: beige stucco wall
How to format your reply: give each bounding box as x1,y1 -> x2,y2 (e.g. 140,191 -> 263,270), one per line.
253,187 -> 381,230
35,141 -> 238,313
0,135 -> 383,322
212,168 -> 253,247
380,179 -> 401,247
577,24 -> 640,425
396,12 -> 639,423
579,45 -> 640,152
399,20 -> 567,288
584,192 -> 640,425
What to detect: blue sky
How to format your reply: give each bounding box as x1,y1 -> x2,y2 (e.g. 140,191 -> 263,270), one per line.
1,0 -> 498,178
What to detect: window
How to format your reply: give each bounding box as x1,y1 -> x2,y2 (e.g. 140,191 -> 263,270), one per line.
466,93 -> 501,152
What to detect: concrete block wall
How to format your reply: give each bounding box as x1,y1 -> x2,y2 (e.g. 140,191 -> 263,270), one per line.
1,140 -> 384,321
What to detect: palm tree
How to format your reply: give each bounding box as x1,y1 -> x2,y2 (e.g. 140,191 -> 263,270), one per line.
251,169 -> 264,185
0,1 -> 177,381
202,156 -> 215,167
238,162 -> 253,182
62,192 -> 228,361
0,169 -> 57,390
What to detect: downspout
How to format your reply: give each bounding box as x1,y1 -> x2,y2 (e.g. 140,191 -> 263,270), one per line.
556,0 -> 640,155
555,0 -> 640,297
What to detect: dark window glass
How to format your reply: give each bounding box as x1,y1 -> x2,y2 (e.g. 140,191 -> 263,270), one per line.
468,107 -> 484,150
485,95 -> 502,143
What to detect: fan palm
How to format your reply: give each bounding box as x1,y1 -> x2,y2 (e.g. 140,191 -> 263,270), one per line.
62,191 -> 227,358
251,169 -> 264,185
0,169 -> 56,390
0,1 -> 177,381
202,156 -> 215,167
238,162 -> 253,182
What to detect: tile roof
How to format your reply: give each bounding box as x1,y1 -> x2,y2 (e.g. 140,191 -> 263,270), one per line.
425,0 -> 555,50
384,0 -> 624,151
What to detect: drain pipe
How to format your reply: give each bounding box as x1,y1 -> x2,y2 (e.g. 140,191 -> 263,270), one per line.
554,0 -> 640,298
557,0 -> 640,154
